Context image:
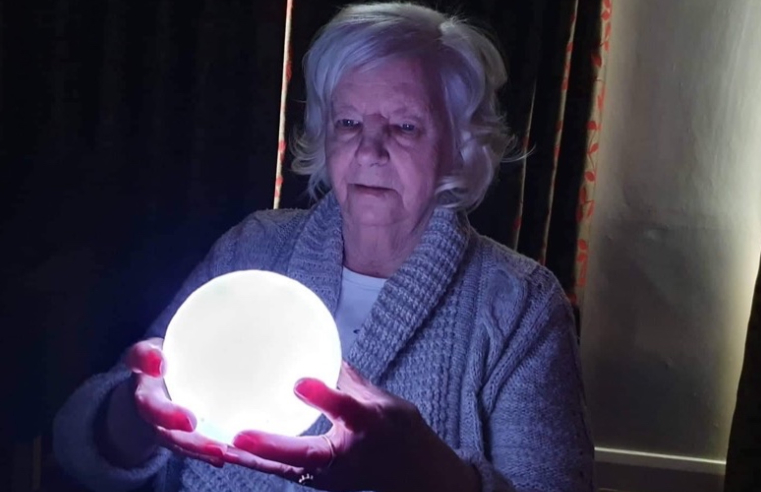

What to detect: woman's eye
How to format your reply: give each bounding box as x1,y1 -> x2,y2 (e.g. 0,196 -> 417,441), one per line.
399,123 -> 416,133
338,119 -> 359,129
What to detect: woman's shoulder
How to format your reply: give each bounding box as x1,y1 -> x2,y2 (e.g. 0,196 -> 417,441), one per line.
240,207 -> 310,235
469,233 -> 572,338
474,234 -> 566,301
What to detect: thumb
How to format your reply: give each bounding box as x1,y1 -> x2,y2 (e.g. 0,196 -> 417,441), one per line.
294,377 -> 366,429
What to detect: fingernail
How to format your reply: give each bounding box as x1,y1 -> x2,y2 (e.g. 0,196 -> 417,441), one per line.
203,443 -> 227,458
233,433 -> 259,449
171,411 -> 195,431
146,349 -> 163,377
294,378 -> 319,399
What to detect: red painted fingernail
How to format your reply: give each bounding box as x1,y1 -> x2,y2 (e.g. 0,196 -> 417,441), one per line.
146,349 -> 163,377
294,378 -> 320,399
203,443 -> 227,458
233,433 -> 259,449
171,411 -> 195,431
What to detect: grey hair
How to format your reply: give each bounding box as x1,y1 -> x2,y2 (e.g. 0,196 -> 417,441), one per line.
291,2 -> 515,211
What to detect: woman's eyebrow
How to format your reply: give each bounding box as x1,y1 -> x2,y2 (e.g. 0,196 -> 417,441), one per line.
390,109 -> 426,124
331,101 -> 427,120
331,103 -> 359,114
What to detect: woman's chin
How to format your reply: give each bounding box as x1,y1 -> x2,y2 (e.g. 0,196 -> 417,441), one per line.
341,203 -> 402,228
342,193 -> 403,227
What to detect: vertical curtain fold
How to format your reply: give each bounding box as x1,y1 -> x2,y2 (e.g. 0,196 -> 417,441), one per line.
513,0 -> 579,263
567,0 -> 611,308
510,0 -> 611,320
477,0 -> 611,321
273,0 -> 295,209
536,0 -> 579,266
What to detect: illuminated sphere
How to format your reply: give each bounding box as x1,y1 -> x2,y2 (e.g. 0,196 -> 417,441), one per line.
162,270 -> 341,444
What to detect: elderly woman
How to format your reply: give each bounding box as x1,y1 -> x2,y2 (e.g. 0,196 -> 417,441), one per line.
54,3 -> 593,492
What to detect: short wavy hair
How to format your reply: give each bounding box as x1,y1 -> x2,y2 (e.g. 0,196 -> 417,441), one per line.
291,2 -> 515,211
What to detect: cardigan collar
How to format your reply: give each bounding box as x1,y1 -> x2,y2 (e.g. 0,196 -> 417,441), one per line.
287,192 -> 471,384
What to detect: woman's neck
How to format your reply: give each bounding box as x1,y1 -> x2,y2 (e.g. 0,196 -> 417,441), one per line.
342,213 -> 432,278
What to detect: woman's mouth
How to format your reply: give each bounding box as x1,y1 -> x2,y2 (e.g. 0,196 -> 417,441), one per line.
352,184 -> 390,196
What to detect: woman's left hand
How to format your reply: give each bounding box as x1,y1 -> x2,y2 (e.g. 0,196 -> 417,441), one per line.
222,361 -> 476,492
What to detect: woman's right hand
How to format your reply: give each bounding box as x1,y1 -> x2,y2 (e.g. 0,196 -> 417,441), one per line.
110,337 -> 227,467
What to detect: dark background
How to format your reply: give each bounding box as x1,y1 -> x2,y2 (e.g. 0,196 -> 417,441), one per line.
1,0 -> 597,490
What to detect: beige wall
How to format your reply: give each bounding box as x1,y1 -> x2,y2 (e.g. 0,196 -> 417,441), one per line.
580,0 -> 761,482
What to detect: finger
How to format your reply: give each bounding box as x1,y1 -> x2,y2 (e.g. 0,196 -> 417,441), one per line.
134,374 -> 196,431
233,431 -> 333,470
156,427 -> 227,462
126,338 -> 165,377
294,378 -> 366,429
163,442 -> 225,468
224,445 -> 304,481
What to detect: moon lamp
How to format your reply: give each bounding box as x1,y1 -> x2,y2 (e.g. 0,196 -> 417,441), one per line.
162,270 -> 342,444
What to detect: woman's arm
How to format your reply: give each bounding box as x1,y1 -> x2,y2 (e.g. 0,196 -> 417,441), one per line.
52,225 -> 228,491
97,377 -> 161,468
52,259 -> 217,491
52,210 -> 299,490
475,281 -> 595,492
53,365 -> 172,492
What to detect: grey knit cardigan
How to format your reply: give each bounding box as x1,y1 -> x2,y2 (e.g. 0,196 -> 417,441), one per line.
53,194 -> 594,492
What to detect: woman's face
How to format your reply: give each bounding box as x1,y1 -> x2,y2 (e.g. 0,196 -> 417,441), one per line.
326,57 -> 452,230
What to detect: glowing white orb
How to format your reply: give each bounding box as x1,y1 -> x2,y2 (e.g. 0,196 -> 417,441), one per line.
162,270 -> 341,444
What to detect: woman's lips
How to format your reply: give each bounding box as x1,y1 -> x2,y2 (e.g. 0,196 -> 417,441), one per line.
352,184 -> 390,196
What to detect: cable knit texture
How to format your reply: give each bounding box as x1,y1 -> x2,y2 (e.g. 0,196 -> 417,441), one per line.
53,193 -> 594,492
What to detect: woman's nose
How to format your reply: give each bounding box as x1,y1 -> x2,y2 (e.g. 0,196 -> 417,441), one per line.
355,124 -> 390,166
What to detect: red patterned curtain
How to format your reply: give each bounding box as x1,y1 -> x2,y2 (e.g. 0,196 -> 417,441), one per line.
573,0 -> 612,307
472,0 -> 612,321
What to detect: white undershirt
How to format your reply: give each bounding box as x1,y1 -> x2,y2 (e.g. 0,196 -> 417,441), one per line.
334,267 -> 387,358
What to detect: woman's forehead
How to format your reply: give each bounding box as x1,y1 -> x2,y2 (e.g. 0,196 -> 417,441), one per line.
331,95 -> 430,118
338,58 -> 429,87
331,59 -> 440,114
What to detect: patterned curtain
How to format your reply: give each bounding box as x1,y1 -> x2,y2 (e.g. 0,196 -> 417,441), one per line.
572,0 -> 612,308
725,255 -> 761,491
470,0 -> 612,313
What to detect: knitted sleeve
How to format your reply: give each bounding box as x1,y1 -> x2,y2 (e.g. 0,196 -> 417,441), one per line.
51,232 -> 233,492
465,270 -> 595,492
52,364 -> 172,492
52,209 -> 303,492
